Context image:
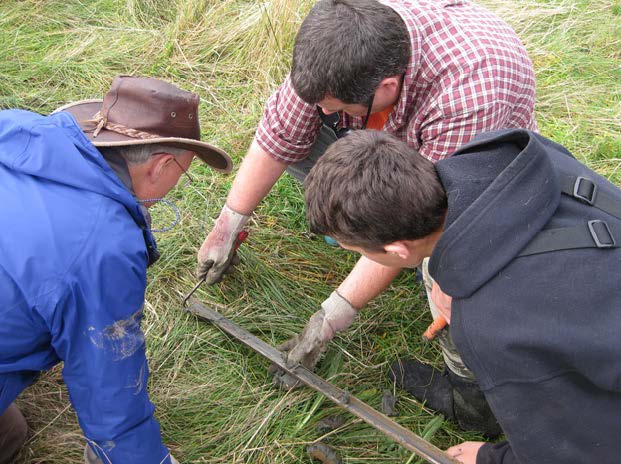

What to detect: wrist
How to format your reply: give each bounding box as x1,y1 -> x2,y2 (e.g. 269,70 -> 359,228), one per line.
321,291 -> 358,336
213,204 -> 250,239
222,203 -> 250,225
224,199 -> 252,216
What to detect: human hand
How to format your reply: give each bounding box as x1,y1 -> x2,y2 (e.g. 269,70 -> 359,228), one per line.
431,281 -> 452,324
272,291 -> 357,389
197,204 -> 249,284
446,441 -> 485,464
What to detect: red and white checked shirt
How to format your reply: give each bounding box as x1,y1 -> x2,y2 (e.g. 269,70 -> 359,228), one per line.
256,0 -> 537,164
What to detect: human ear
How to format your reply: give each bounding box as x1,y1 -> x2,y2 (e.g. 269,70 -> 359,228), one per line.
384,241 -> 411,260
150,153 -> 174,182
377,76 -> 401,97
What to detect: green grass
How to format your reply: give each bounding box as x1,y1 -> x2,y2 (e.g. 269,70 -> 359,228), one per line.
1,0 -> 620,462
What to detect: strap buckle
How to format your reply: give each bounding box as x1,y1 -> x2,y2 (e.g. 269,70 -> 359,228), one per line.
588,220 -> 615,248
573,177 -> 597,205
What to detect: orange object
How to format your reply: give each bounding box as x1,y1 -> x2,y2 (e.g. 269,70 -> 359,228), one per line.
365,104 -> 395,130
422,316 -> 448,342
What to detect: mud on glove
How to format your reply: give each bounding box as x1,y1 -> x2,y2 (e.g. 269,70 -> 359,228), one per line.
197,204 -> 250,284
272,291 -> 358,389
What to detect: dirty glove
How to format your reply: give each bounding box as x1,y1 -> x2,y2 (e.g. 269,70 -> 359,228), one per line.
197,204 -> 250,284
272,291 -> 357,389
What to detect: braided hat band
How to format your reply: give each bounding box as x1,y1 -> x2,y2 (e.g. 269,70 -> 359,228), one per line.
86,111 -> 162,140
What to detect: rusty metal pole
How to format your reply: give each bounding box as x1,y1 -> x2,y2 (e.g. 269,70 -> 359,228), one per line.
186,300 -> 461,464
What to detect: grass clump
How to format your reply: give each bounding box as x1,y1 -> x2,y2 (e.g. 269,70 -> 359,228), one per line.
1,0 -> 619,462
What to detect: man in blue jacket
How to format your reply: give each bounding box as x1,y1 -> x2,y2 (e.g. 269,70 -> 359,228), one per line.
302,129 -> 621,463
0,76 -> 232,463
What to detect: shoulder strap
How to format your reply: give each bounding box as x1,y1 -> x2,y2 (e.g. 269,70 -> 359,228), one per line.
559,174 -> 621,219
518,220 -> 619,257
518,172 -> 621,257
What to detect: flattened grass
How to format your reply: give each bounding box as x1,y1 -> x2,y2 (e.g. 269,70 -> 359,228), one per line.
1,0 -> 619,462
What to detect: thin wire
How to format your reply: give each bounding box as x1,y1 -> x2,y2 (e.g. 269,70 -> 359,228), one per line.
138,198 -> 180,232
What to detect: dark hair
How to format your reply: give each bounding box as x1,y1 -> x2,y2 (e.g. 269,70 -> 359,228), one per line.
304,131 -> 447,249
291,0 -> 410,105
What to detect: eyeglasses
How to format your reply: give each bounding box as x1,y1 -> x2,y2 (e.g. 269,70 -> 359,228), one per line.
318,93 -> 375,139
172,157 -> 195,186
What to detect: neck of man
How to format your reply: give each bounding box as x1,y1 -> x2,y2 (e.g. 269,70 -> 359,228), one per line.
99,148 -> 134,193
406,219 -> 446,266
98,149 -> 153,227
419,227 -> 443,258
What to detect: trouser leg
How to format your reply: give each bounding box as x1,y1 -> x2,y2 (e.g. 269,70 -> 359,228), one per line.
85,443 -> 179,464
285,153 -> 318,183
285,126 -> 337,183
285,148 -> 320,183
84,443 -> 102,463
285,129 -> 340,246
421,257 -> 476,380
0,403 -> 28,464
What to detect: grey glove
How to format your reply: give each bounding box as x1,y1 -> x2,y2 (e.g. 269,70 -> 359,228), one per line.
272,291 -> 357,389
197,204 -> 249,284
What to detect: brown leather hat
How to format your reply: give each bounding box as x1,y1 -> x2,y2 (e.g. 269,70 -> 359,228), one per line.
54,75 -> 232,172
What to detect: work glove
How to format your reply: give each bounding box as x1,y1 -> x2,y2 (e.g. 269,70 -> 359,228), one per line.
197,204 -> 250,284
272,291 -> 358,389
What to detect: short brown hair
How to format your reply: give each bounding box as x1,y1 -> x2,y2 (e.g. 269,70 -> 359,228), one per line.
291,0 -> 410,105
304,131 -> 447,249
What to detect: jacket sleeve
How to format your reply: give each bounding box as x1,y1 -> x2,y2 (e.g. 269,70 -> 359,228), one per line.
476,441 -> 518,464
46,229 -> 173,463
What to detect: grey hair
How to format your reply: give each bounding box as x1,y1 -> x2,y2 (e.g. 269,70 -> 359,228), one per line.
97,144 -> 189,165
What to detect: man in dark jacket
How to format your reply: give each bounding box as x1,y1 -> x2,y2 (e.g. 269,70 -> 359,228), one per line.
0,76 -> 232,463
303,129 -> 621,464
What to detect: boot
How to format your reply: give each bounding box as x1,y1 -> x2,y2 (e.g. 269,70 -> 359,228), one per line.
0,403 -> 28,464
389,359 -> 502,438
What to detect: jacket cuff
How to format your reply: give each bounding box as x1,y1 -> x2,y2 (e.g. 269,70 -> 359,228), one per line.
476,441 -> 517,464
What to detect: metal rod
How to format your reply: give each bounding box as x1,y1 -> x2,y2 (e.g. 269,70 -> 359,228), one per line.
186,300 -> 460,464
182,280 -> 204,307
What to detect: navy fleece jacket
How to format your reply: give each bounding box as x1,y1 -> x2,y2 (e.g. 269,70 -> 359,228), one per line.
429,130 -> 621,464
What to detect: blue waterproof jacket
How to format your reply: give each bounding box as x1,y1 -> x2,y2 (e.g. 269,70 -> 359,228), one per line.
0,110 -> 173,463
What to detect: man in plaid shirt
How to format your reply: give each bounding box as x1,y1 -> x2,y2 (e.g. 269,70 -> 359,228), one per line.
197,0 -> 536,436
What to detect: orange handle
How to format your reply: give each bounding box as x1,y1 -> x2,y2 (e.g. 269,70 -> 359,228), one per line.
422,316 -> 448,342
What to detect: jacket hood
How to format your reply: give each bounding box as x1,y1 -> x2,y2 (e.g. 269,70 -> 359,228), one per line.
429,130 -> 563,298
0,109 -> 155,254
